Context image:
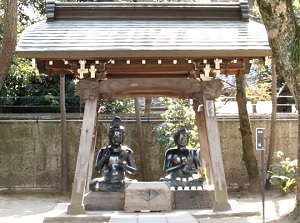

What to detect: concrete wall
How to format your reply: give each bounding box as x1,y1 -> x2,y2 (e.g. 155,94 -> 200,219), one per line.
0,113 -> 297,192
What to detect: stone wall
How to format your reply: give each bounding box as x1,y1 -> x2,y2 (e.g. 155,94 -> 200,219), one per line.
0,113 -> 297,192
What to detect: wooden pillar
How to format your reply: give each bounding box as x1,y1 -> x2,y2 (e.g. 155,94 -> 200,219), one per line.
60,73 -> 68,193
67,96 -> 99,214
86,111 -> 99,192
196,106 -> 214,186
202,95 -> 231,212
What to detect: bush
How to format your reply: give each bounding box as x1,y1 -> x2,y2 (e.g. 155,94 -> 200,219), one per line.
267,151 -> 297,195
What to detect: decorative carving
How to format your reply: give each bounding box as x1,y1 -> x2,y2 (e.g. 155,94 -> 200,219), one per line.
78,60 -> 89,79
203,64 -> 211,77
75,79 -> 100,104
200,79 -> 223,100
137,189 -> 160,202
89,65 -> 97,78
214,58 -> 222,69
96,61 -> 109,81
206,100 -> 215,117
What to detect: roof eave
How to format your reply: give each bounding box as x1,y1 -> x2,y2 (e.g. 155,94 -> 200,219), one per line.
16,49 -> 272,60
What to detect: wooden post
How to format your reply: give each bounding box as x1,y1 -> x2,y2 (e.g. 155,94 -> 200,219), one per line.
134,98 -> 147,181
67,96 -> 99,214
202,95 -> 231,212
60,73 -> 68,193
195,105 -> 214,186
86,109 -> 99,192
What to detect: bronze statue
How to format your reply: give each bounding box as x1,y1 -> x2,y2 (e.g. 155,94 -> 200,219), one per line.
90,116 -> 137,192
161,125 -> 203,189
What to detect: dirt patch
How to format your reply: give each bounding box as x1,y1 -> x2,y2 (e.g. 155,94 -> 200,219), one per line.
0,193 -> 69,218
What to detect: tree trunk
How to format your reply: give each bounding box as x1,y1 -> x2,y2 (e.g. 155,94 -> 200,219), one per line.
144,98 -> 152,114
60,74 -> 68,193
236,72 -> 260,193
0,0 -> 18,90
266,62 -> 277,190
134,98 -> 147,181
257,0 -> 300,216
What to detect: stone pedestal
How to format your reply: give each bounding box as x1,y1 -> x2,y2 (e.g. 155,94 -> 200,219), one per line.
84,191 -> 124,210
124,182 -> 172,212
83,182 -> 215,212
172,189 -> 215,209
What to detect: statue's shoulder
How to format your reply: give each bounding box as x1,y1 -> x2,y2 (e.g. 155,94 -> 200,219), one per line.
99,145 -> 109,151
187,147 -> 200,155
100,146 -> 108,150
122,146 -> 133,153
97,146 -> 109,154
165,147 -> 177,155
187,146 -> 197,151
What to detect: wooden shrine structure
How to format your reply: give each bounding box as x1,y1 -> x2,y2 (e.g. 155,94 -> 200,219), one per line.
16,0 -> 271,214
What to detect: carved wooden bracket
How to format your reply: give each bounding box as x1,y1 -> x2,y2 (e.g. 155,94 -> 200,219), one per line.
75,79 -> 100,104
201,79 -> 223,100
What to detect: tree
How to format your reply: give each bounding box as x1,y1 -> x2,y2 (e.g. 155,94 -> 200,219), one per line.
236,69 -> 260,193
256,0 -> 300,218
0,0 -> 18,90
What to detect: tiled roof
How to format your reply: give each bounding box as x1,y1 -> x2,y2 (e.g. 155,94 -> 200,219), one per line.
16,1 -> 271,60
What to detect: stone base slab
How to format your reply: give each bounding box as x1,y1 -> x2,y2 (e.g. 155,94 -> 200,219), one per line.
124,182 -> 172,212
172,189 -> 215,209
84,191 -> 124,211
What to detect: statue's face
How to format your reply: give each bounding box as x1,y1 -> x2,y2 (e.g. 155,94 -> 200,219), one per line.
178,133 -> 188,147
111,130 -> 123,146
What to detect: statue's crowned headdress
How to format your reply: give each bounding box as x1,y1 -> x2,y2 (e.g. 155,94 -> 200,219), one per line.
109,116 -> 125,144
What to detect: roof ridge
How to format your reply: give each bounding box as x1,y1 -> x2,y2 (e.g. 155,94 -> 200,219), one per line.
46,0 -> 249,22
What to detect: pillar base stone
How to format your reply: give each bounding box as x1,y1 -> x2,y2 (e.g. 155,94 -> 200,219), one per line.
213,202 -> 231,212
67,204 -> 86,215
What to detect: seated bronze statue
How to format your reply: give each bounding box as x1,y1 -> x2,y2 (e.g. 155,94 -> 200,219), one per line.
90,116 -> 137,192
160,125 -> 203,190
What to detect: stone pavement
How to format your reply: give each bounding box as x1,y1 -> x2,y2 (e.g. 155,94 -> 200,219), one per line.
43,204 -> 199,223
0,191 -> 295,223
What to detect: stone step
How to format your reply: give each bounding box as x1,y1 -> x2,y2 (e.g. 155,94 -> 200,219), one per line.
44,216 -> 110,223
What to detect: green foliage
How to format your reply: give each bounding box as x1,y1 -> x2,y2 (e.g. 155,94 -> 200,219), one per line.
99,98 -> 134,114
246,82 -> 271,102
0,56 -> 134,113
246,59 -> 272,102
18,0 -> 46,26
153,98 -> 199,149
267,151 -> 297,195
0,56 -> 80,111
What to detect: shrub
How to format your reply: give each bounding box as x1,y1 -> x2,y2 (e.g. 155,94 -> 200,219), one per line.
267,151 -> 297,195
